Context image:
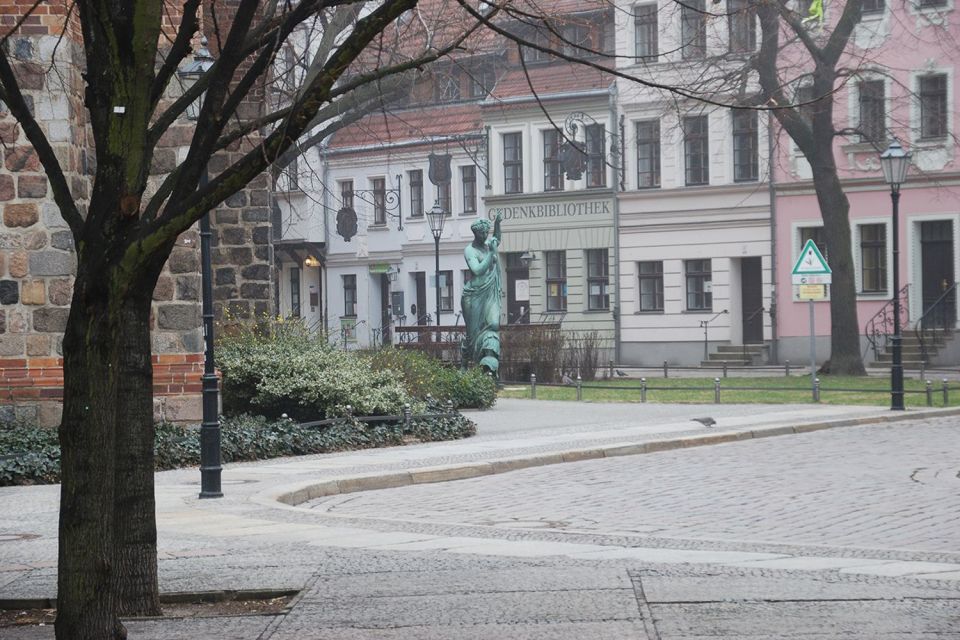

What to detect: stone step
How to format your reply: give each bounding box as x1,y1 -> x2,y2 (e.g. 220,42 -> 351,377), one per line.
715,344 -> 766,353
700,360 -> 751,368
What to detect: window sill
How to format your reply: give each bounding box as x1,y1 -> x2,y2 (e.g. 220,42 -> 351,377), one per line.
634,310 -> 664,315
858,291 -> 890,298
368,224 -> 390,231
584,308 -> 611,314
682,309 -> 715,314
340,315 -> 357,319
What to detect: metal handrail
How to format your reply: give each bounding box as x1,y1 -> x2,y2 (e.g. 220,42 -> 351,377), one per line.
915,281 -> 957,364
864,284 -> 910,359
741,306 -> 765,362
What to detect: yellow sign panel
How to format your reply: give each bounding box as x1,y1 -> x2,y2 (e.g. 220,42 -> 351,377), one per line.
798,284 -> 826,300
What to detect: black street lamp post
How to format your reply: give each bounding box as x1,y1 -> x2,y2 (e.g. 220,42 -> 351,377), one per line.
427,201 -> 447,333
180,39 -> 221,497
880,140 -> 911,411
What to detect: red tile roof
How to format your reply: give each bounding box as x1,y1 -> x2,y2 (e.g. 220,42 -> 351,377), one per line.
328,102 -> 483,150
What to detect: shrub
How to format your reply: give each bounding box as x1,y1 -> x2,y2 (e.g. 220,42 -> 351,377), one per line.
561,331 -> 605,381
367,348 -> 497,409
501,325 -> 565,382
218,319 -> 413,420
0,411 -> 477,487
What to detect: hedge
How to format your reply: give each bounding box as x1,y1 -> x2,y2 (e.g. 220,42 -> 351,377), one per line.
0,404 -> 476,486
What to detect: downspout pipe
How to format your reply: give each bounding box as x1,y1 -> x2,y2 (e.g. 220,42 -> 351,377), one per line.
767,113 -> 779,364
609,83 -> 622,365
321,143 -> 331,340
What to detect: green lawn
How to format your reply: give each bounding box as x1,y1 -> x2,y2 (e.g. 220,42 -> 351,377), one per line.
500,375 -> 958,408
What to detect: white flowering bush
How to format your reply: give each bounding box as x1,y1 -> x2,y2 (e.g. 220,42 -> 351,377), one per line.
218,318 -> 417,420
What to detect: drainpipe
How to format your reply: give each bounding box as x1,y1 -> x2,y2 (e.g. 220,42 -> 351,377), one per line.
767,112 -> 779,364
610,84 -> 622,364
321,143 -> 330,338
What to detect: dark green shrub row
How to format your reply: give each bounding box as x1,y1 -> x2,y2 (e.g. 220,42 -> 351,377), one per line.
1,408 -> 476,486
367,348 -> 497,410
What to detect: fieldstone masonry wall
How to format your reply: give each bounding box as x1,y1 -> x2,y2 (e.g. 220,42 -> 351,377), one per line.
0,9 -> 274,425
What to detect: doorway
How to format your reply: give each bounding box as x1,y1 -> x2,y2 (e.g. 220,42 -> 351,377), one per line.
413,272 -> 427,324
505,252 -> 530,324
378,273 -> 391,344
740,257 -> 764,344
920,220 -> 956,328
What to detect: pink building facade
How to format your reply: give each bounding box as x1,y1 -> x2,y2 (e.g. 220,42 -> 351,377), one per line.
773,3 -> 960,366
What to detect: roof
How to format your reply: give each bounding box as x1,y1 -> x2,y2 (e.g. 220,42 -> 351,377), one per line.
485,59 -> 612,102
328,102 -> 483,150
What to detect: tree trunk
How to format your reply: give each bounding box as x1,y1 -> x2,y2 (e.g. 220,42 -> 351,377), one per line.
112,293 -> 161,617
56,267 -> 128,640
811,154 -> 867,376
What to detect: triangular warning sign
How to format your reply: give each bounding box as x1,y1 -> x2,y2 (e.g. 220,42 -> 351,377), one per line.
792,239 -> 831,275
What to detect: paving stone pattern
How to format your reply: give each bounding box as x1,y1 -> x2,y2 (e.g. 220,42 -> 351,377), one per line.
310,418 -> 960,554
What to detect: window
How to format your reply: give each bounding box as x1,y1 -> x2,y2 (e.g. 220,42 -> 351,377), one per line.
562,22 -> 592,56
860,224 -> 887,293
728,0 -> 756,52
920,0 -> 947,7
800,226 -> 828,262
858,80 -> 885,143
435,68 -> 461,103
682,0 -> 707,59
439,270 -> 453,312
339,180 -> 353,209
372,177 -> 386,225
796,84 -> 817,125
289,267 -> 301,317
685,259 -> 712,311
463,269 -> 473,286
461,165 -> 477,213
586,124 -> 607,188
732,110 -> 759,182
684,115 -> 710,186
437,181 -> 452,214
545,250 -> 567,311
638,261 -> 664,312
634,4 -> 658,62
636,120 -> 661,188
586,249 -> 610,310
469,65 -> 495,97
919,74 -> 948,140
543,129 -> 564,191
862,0 -> 884,13
343,274 -> 357,316
409,169 -> 423,217
521,28 -> 551,63
503,132 -> 523,194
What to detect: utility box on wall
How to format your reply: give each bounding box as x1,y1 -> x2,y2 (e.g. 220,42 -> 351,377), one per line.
391,291 -> 405,318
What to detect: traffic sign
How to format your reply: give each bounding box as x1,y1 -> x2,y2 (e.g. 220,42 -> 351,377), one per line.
791,239 -> 832,285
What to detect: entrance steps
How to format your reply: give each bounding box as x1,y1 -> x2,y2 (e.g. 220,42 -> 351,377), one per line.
701,344 -> 768,367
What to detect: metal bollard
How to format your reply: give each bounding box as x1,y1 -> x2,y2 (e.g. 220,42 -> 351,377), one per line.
576,375 -> 583,401
714,377 -> 721,403
722,361 -> 728,378
530,373 -> 537,399
345,404 -> 353,417
403,403 -> 412,430
926,380 -> 933,407
813,378 -> 821,403
641,377 -> 647,403
663,360 -> 668,378
609,360 -> 614,379
447,399 -> 455,414
785,360 -> 791,377
943,378 -> 949,406
920,362 -> 926,382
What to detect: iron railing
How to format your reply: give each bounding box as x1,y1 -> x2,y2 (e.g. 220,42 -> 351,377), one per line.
865,284 -> 910,360
916,281 -> 957,364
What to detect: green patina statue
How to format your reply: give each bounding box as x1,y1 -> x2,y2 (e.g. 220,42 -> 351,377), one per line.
461,212 -> 503,376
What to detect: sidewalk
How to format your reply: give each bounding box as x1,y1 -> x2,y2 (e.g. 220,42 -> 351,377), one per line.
2,400 -> 960,639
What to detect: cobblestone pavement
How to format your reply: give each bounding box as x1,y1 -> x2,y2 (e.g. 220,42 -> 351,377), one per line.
2,403 -> 960,638
308,417 -> 960,555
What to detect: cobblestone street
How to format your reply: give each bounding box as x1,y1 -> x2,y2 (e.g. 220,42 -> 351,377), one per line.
2,402 -> 960,638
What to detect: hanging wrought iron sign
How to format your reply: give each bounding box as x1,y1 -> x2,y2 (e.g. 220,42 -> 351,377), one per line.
336,206 -> 358,242
428,153 -> 452,186
560,139 -> 587,181
339,174 -> 404,231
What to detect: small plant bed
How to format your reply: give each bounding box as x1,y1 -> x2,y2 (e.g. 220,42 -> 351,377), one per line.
501,375 -> 959,408
0,590 -> 296,628
0,403 -> 476,487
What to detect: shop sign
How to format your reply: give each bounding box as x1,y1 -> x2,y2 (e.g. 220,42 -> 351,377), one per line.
488,199 -> 611,221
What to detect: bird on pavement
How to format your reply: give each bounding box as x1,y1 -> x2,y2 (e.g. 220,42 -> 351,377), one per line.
692,417 -> 716,427
615,369 -> 628,377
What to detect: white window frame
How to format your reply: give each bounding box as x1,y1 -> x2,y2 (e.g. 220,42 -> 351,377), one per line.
853,218 -> 893,298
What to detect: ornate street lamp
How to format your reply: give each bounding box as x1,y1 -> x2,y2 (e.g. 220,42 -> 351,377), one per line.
181,39 -> 222,497
880,140 -> 911,411
427,201 -> 447,329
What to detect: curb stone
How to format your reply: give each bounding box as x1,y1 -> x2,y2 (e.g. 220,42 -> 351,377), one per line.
261,406 -> 960,509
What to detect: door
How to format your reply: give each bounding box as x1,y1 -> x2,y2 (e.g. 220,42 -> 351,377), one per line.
379,274 -> 391,344
414,272 -> 428,324
920,221 -> 955,328
740,257 -> 764,344
505,252 -> 530,324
